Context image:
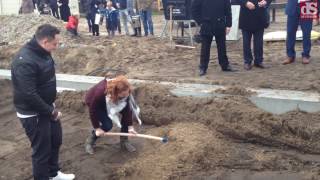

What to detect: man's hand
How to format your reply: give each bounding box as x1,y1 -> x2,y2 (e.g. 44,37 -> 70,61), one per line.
246,1 -> 256,10
258,0 -> 267,7
226,27 -> 231,35
52,109 -> 62,121
95,128 -> 105,137
128,126 -> 137,134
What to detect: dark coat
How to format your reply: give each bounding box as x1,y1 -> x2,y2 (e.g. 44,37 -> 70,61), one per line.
59,0 -> 71,21
85,79 -> 134,129
49,0 -> 58,8
239,0 -> 272,31
192,0 -> 232,36
11,37 -> 56,116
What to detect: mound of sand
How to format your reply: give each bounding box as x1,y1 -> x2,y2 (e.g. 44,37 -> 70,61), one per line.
215,86 -> 256,96
112,122 -> 228,180
0,14 -> 69,45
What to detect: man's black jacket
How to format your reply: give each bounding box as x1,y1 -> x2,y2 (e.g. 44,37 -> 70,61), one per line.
192,0 -> 232,35
11,37 -> 56,116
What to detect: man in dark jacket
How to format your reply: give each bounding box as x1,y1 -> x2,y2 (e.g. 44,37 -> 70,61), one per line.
192,0 -> 234,76
11,24 -> 75,180
239,0 -> 271,70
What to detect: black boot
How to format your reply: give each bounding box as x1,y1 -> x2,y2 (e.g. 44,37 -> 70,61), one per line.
120,136 -> 136,152
85,130 -> 98,155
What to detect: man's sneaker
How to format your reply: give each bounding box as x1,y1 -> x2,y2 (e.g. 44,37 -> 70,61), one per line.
50,171 -> 75,180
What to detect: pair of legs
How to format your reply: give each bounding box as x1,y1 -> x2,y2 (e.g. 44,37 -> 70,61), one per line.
90,14 -> 99,36
242,29 -> 264,68
20,115 -> 62,179
67,28 -> 78,37
85,108 -> 136,154
51,7 -> 59,19
140,9 -> 154,36
199,30 -> 230,75
286,15 -> 312,59
86,13 -> 92,33
107,30 -> 116,38
119,9 -> 132,35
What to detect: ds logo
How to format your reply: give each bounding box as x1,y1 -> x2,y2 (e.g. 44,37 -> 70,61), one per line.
300,0 -> 319,19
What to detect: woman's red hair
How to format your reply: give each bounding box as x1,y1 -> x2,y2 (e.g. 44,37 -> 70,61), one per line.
105,75 -> 132,103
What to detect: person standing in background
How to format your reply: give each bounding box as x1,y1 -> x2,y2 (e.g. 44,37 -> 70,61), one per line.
59,0 -> 71,22
192,0 -> 234,76
117,0 -> 132,35
50,0 -> 60,19
134,0 -> 154,36
90,0 -> 102,36
283,0 -> 314,65
239,0 -> 272,70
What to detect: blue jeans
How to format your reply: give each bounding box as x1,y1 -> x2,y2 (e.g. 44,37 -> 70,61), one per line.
140,9 -> 154,36
286,15 -> 312,58
119,9 -> 132,35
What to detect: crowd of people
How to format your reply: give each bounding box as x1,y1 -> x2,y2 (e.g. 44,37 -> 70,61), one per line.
192,0 -> 320,75
83,0 -> 154,37
20,0 -> 72,21
10,0 -> 320,179
20,0 -> 155,38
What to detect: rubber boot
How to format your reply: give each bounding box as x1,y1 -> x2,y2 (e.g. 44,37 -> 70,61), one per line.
85,130 -> 98,155
120,136 -> 136,152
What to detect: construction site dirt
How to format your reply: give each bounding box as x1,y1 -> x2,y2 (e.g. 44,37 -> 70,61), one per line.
1,10 -> 320,180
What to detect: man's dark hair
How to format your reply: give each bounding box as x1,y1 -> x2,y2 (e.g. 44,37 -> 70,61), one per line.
35,24 -> 60,41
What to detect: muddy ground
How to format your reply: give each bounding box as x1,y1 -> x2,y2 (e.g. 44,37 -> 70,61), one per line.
1,79 -> 320,180
1,8 -> 320,180
1,11 -> 320,92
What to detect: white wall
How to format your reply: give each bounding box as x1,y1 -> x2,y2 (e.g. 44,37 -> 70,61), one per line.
0,0 -> 22,15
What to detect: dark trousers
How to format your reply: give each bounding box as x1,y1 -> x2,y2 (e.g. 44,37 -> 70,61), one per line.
67,28 -> 78,36
286,15 -> 312,58
95,108 -> 129,133
20,116 -> 62,180
200,31 -> 229,72
90,14 -> 99,36
51,7 -> 59,19
242,29 -> 264,65
86,14 -> 92,33
117,18 -> 122,34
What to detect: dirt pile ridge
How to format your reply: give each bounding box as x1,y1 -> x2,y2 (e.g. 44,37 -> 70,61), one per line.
112,122 -> 228,180
215,86 -> 256,96
0,14 -> 71,45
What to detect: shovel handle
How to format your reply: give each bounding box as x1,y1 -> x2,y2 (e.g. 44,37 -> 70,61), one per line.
103,132 -> 168,143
